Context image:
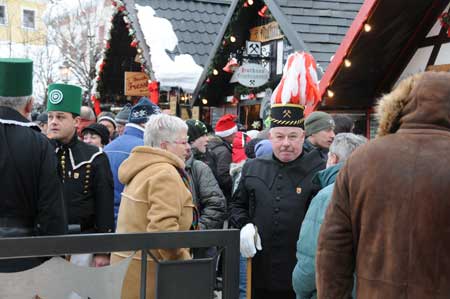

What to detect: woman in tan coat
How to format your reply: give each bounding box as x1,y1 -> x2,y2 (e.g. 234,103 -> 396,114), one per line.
111,113 -> 194,299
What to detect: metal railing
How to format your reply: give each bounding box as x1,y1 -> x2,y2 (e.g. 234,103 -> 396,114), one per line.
0,229 -> 240,299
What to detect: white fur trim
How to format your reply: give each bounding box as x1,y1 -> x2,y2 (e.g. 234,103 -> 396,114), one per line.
215,125 -> 237,138
0,118 -> 39,128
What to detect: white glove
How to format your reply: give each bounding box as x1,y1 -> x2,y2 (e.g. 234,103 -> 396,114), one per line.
240,223 -> 262,258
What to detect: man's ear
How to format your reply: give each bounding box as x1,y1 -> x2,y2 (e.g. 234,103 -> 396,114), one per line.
24,97 -> 34,116
74,115 -> 82,128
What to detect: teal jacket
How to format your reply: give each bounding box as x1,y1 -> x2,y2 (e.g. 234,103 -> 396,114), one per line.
292,163 -> 342,299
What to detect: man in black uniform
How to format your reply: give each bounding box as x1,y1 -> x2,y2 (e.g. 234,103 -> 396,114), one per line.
47,83 -> 114,267
229,52 -> 325,298
0,58 -> 67,272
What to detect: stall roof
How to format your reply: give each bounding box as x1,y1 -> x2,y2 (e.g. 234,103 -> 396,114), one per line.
192,0 -> 363,106
277,0 -> 363,71
132,0 -> 231,67
317,0 -> 450,111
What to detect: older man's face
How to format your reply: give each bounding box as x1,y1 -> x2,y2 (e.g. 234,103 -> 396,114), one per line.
269,127 -> 305,163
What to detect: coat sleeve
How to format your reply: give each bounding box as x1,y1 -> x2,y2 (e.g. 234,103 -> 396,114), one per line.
212,146 -> 232,200
293,190 -> 329,299
194,160 -> 226,230
37,138 -> 68,235
146,169 -> 191,260
228,162 -> 251,229
92,153 -> 115,233
316,165 -> 355,299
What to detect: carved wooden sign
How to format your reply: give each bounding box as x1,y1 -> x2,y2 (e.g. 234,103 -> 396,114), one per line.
236,63 -> 270,88
124,72 -> 149,96
249,21 -> 284,42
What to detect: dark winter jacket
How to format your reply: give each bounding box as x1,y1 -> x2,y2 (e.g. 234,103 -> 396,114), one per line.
229,151 -> 325,291
104,123 -> 144,225
292,163 -> 342,299
316,72 -> 450,299
303,139 -> 328,162
0,106 -> 67,272
206,136 -> 233,201
185,155 -> 225,230
54,133 -> 114,233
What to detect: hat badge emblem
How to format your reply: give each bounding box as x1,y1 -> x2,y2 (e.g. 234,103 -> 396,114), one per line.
282,109 -> 292,118
49,89 -> 64,105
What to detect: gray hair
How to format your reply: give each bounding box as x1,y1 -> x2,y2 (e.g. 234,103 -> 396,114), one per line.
80,106 -> 96,121
0,96 -> 31,110
329,133 -> 367,162
144,113 -> 188,148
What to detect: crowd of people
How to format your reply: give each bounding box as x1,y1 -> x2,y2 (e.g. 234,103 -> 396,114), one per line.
1,53 -> 450,299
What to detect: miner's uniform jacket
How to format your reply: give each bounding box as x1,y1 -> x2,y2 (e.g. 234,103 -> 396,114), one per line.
229,151 -> 325,291
55,133 -> 114,233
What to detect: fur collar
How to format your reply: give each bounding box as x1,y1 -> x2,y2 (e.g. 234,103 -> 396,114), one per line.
375,73 -> 423,137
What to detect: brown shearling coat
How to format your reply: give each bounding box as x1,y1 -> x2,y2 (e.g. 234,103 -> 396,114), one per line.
316,72 -> 450,298
111,146 -> 194,299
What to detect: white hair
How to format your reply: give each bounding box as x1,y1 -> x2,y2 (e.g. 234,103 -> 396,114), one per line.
144,113 -> 188,148
329,133 -> 367,162
0,96 -> 31,110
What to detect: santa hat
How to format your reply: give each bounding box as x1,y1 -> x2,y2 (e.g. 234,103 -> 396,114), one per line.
270,51 -> 321,128
215,114 -> 238,138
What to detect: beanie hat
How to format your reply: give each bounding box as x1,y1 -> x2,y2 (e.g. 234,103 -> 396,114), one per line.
82,123 -> 110,146
186,119 -> 208,143
97,111 -> 117,129
305,111 -> 335,136
0,58 -> 33,97
215,114 -> 238,138
255,139 -> 273,158
129,97 -> 160,124
232,131 -> 251,163
115,104 -> 132,124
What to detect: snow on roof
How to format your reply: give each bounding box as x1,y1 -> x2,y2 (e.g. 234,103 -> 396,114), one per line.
135,4 -> 203,92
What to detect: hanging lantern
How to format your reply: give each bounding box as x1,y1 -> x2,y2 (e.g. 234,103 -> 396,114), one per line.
258,5 -> 269,18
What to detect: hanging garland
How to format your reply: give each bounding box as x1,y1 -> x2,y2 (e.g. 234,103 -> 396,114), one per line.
439,12 -> 450,37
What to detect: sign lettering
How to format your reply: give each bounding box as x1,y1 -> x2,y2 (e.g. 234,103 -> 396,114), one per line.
124,72 -> 149,96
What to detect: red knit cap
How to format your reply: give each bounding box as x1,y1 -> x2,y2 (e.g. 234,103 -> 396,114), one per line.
215,114 -> 238,138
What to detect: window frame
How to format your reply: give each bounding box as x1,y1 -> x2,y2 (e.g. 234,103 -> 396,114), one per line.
21,7 -> 36,30
0,4 -> 7,26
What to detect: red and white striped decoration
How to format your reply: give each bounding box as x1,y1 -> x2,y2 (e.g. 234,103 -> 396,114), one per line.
271,51 -> 321,107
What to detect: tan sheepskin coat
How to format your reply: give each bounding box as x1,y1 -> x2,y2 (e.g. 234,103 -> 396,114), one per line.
111,146 -> 194,299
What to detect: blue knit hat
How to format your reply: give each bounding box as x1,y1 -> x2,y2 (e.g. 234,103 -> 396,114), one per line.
129,97 -> 160,124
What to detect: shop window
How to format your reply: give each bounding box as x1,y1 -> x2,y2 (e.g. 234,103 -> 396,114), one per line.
0,5 -> 6,25
22,9 -> 35,29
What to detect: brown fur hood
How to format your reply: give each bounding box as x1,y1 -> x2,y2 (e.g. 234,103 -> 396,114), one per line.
376,72 -> 450,137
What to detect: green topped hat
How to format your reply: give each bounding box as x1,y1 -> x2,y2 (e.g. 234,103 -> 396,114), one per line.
0,58 -> 33,97
47,83 -> 82,115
